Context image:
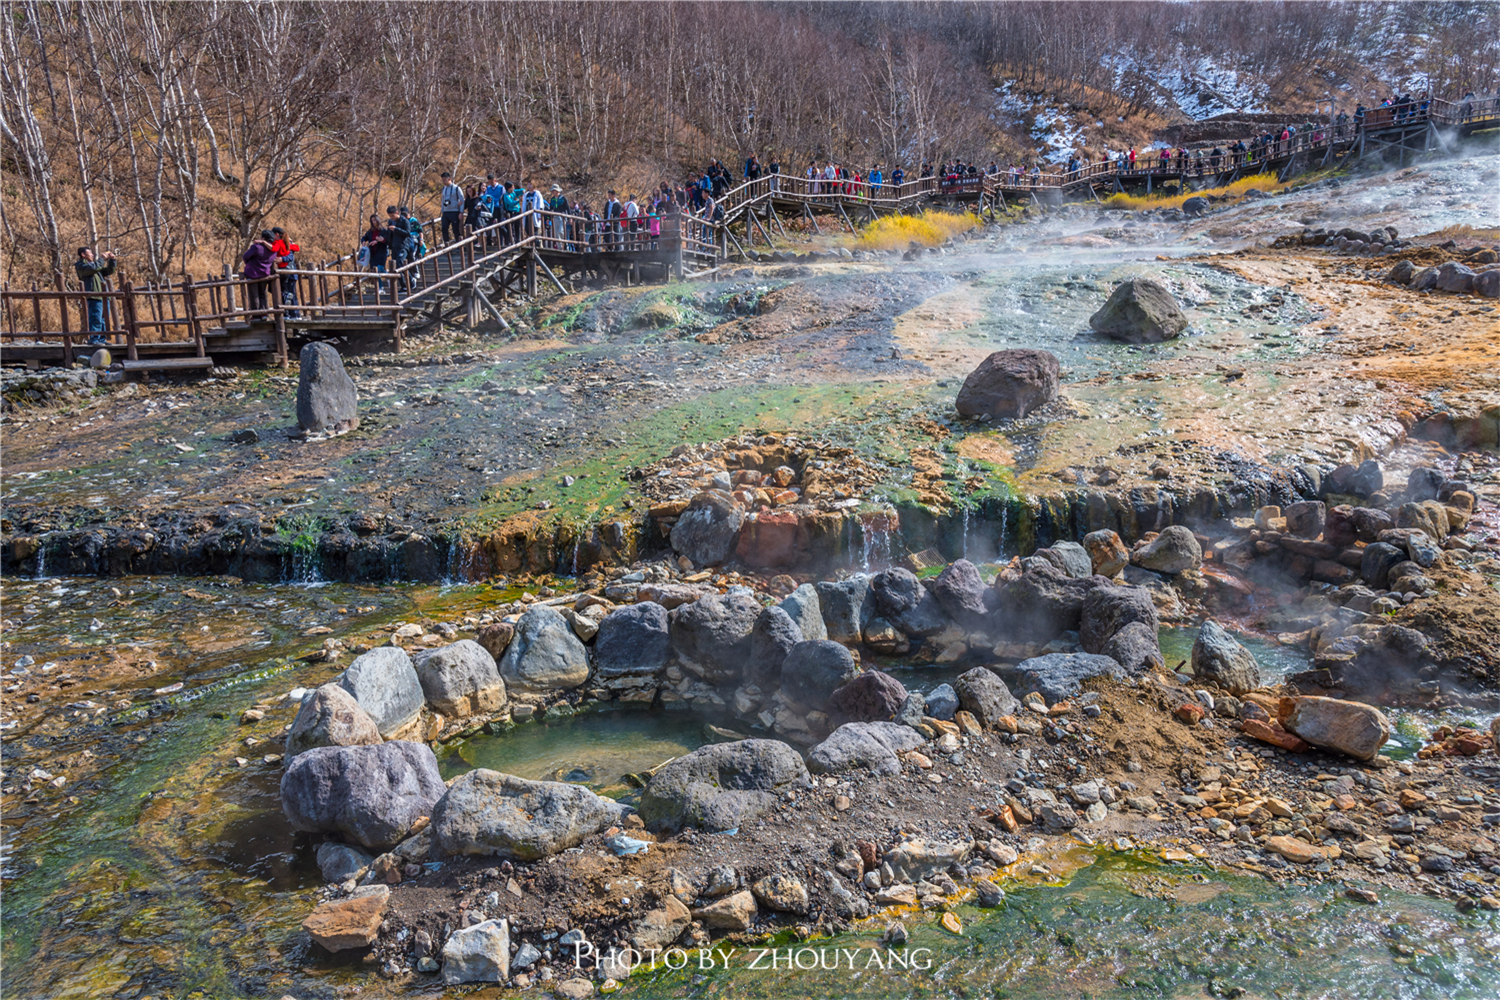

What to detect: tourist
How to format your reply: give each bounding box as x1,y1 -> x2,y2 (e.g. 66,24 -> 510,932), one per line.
625,193 -> 640,248
270,227 -> 299,311
464,185 -> 482,236
74,246 -> 116,345
403,207 -> 424,260
439,171 -> 464,244
241,230 -> 277,314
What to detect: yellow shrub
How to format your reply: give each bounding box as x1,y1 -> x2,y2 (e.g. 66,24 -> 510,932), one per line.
854,211 -> 981,251
1101,172 -> 1300,212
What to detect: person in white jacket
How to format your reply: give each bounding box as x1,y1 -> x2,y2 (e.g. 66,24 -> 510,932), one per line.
524,184 -> 545,238
439,172 -> 464,244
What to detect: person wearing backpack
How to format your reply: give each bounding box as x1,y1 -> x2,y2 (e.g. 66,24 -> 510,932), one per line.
271,227 -> 300,315
503,185 -> 523,244
439,171 -> 464,244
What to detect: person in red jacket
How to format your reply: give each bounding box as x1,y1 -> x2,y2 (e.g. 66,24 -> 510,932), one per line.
270,227 -> 299,313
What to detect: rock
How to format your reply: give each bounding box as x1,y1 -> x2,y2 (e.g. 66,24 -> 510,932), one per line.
629,895 -> 691,951
316,841 -> 374,883
751,873 -> 809,913
1181,196 -> 1210,217
1015,652 -> 1125,703
638,739 -> 810,832
1088,277 -> 1188,343
807,721 -> 925,776
296,342 -> 359,436
338,647 -> 424,739
554,978 -> 594,999
1350,507 -> 1394,541
779,584 -> 828,641
883,838 -> 973,882
931,560 -> 991,629
1385,260 -> 1416,285
303,885 -> 388,951
1132,525 -> 1201,574
670,592 -> 761,685
815,577 -> 875,646
924,683 -> 959,721
231,428 -> 258,444
954,667 -> 1020,728
1040,802 -> 1079,830
595,602 -> 672,679
693,890 -> 757,931
1099,621 -> 1164,673
441,918 -> 510,984
285,683 -> 382,759
954,349 -> 1060,420
862,616 -> 910,655
1080,584 -> 1159,654
281,741 -> 446,850
498,605 -> 590,694
431,769 -> 621,860
779,640 -> 860,711
1284,501 -> 1326,538
1476,269 -> 1500,298
747,606 -> 803,688
1264,836 -> 1325,864
670,491 -> 744,566
1034,541 -> 1092,580
413,640 -> 505,718
994,558 -> 1105,641
827,670 -> 907,724
476,622 -> 515,660
1190,621 -> 1261,695
870,568 -> 948,637
1242,717 -> 1312,752
1360,542 -> 1406,589
1082,529 -> 1129,577
1278,696 -> 1390,761
1435,261 -> 1476,293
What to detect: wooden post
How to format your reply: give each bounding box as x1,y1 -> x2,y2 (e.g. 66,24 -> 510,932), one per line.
274,306 -> 288,368
223,264 -> 236,314
120,281 -> 141,361
526,251 -> 536,297
183,277 -> 204,356
671,213 -> 684,282
54,273 -> 74,368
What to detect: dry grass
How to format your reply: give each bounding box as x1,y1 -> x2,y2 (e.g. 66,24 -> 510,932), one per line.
853,211 -> 981,251
1100,171 -> 1302,212
1427,223 -> 1500,241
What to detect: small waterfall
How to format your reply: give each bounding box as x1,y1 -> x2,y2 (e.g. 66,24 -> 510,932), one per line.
961,505 -> 972,561
278,514 -> 326,586
33,533 -> 50,579
442,531 -> 477,586
858,506 -> 897,572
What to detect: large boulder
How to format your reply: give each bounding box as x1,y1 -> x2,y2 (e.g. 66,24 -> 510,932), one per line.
1080,584 -> 1160,654
1476,269 -> 1500,298
316,842 -> 374,883
807,721 -> 925,776
414,640 -> 505,718
1088,277 -> 1188,343
870,568 -> 947,637
1033,541 -> 1092,580
954,349 -> 1060,420
441,918 -> 510,985
285,683 -> 382,759
815,577 -> 875,646
747,606 -> 803,688
1015,652 -> 1125,704
431,769 -> 622,860
498,604 -> 590,694
669,491 -> 744,566
280,741 -> 446,850
931,559 -> 992,630
296,342 -> 359,436
1182,196 -> 1210,217
670,591 -> 762,685
779,639 -> 860,711
594,601 -> 672,679
638,739 -> 810,833
303,886 -> 388,951
1100,621 -> 1165,673
1360,541 -> 1406,589
827,670 -> 907,724
1132,525 -> 1202,574
338,647 -> 424,739
1083,529 -> 1130,577
778,584 -> 827,642
1279,696 -> 1390,761
1434,261 -> 1476,293
953,667 -> 1019,728
1190,620 -> 1262,695
993,558 -> 1106,642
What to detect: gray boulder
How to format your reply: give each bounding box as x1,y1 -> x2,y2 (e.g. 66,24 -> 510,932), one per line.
338,647 -> 424,739
1190,620 -> 1262,695
827,669 -> 907,724
954,349 -> 1060,420
1034,541 -> 1092,580
670,591 -> 761,684
431,769 -> 622,860
1080,584 -> 1160,654
1088,277 -> 1188,343
954,667 -> 1020,727
594,601 -> 672,679
638,739 -> 810,833
669,491 -> 744,566
870,568 -> 948,637
414,640 -> 505,718
931,559 -> 992,630
1411,266 -> 1439,291
1132,525 -> 1202,574
1385,260 -> 1416,285
778,585 -> 827,641
1434,261 -> 1476,293
808,721 -> 925,776
1360,542 -> 1405,589
296,342 -> 359,436
815,577 -> 875,645
924,683 -> 959,721
280,741 -> 446,850
285,683 -> 382,759
1182,196 -> 1210,217
994,558 -> 1107,641
1099,621 -> 1165,673
1476,269 -> 1500,298
747,606 -> 803,688
779,639 -> 860,711
441,918 -> 510,985
498,604 -> 590,694
316,842 -> 374,882
1015,652 -> 1125,704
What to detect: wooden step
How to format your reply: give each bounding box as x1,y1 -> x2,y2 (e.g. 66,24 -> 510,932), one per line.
122,356 -> 215,372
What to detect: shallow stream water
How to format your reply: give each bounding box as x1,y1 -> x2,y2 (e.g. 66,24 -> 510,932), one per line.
3,577 -> 1498,999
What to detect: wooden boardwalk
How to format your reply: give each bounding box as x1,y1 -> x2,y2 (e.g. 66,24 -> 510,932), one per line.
4,94 -> 1495,372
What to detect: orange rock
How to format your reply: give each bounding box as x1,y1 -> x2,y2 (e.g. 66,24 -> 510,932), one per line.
1448,736 -> 1487,756
1399,788 -> 1427,810
994,715 -> 1019,734
302,889 -> 388,951
994,803 -> 1018,833
1242,718 -> 1313,753
1264,836 -> 1325,864
648,500 -> 690,519
1176,703 -> 1206,724
1048,701 -> 1073,717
